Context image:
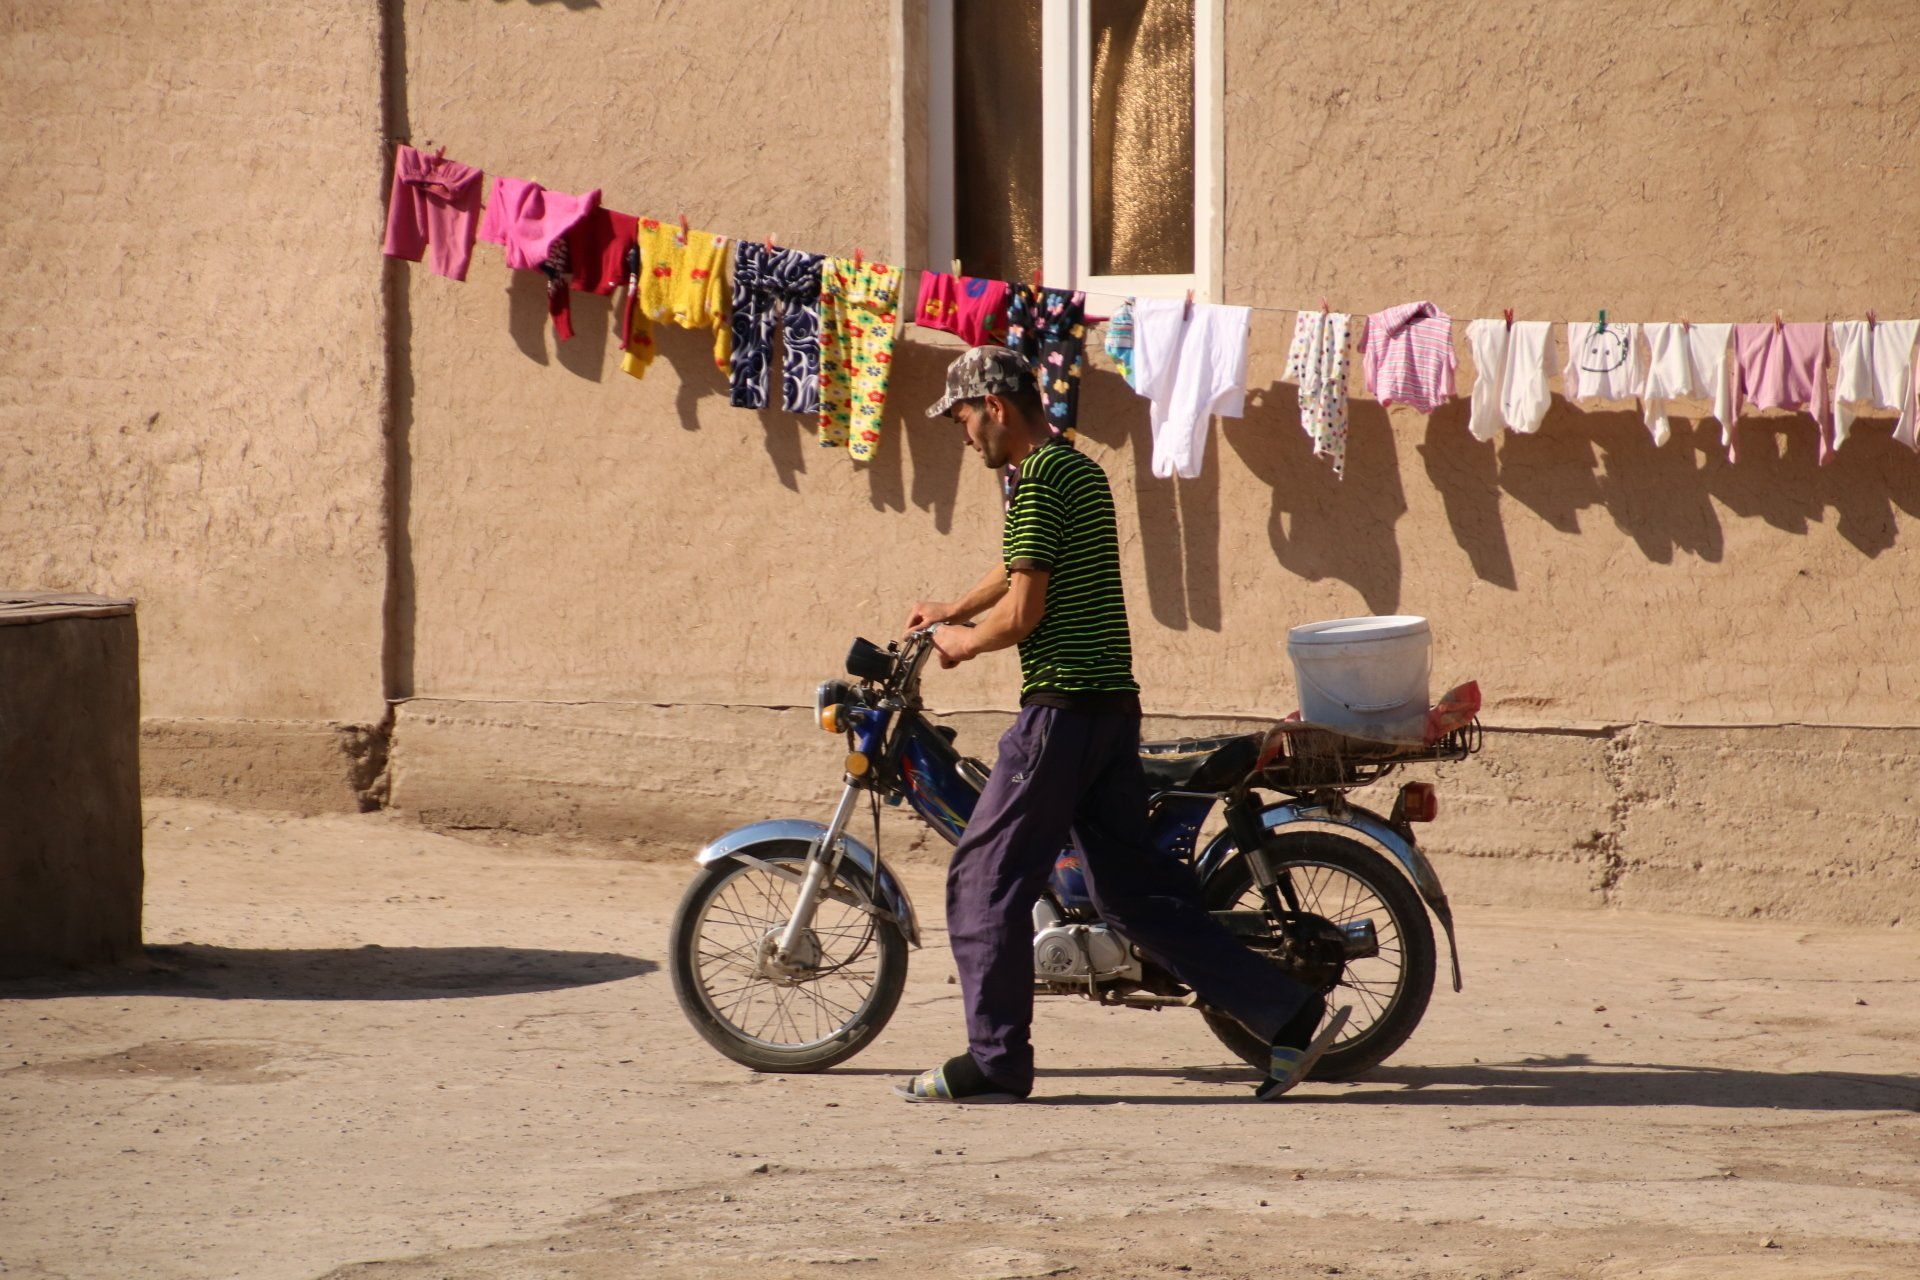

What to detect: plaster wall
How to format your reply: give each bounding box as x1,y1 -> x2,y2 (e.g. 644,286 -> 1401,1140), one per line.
386,1 -> 1920,922
1221,0 -> 1920,728
7,1 -> 1916,923
0,1 -> 391,807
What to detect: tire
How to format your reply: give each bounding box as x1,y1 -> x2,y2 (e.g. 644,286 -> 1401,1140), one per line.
1199,830 -> 1436,1082
670,841 -> 909,1073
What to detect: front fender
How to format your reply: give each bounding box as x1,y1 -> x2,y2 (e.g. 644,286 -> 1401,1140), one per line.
695,819 -> 921,948
1197,803 -> 1462,992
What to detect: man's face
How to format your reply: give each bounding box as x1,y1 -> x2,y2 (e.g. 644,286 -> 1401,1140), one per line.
954,397 -> 1012,469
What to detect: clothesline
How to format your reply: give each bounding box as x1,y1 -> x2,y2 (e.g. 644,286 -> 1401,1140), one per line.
385,138 -> 1890,328
384,140 -> 1920,483
390,136 -> 1866,331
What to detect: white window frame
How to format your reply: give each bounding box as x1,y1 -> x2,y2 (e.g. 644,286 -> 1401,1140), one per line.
926,0 -> 1223,313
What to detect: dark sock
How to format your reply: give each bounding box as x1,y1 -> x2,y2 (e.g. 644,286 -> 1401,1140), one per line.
940,1052 -> 1024,1098
1271,992 -> 1328,1054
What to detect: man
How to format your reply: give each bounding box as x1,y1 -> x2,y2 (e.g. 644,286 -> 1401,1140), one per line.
896,345 -> 1349,1104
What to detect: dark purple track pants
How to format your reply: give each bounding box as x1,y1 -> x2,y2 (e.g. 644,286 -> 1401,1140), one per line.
945,704 -> 1314,1094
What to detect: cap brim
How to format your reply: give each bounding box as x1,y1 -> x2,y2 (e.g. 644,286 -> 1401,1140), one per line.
924,393 -> 961,419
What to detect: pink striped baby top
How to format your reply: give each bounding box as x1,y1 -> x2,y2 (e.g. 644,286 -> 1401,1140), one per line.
1729,322 -> 1831,464
1363,301 -> 1457,414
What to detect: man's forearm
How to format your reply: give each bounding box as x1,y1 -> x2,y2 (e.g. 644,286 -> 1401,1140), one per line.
957,591 -> 1029,654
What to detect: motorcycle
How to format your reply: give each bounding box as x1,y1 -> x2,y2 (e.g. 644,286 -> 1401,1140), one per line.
670,627 -> 1481,1081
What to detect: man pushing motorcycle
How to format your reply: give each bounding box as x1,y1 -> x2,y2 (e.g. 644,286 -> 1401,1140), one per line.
896,345 -> 1350,1104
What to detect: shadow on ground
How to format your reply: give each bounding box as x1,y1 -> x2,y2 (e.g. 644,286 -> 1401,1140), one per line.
0,944 -> 656,1001
1004,1053 -> 1920,1110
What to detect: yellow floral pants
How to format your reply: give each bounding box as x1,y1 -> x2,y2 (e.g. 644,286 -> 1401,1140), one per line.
818,258 -> 902,462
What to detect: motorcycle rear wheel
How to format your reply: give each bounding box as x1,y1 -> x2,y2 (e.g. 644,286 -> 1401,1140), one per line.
1200,830 -> 1436,1081
670,841 -> 909,1073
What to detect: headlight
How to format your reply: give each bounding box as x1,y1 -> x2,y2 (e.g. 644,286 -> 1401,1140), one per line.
815,680 -> 851,733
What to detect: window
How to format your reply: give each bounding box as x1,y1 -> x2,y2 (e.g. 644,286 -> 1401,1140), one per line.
927,0 -> 1222,307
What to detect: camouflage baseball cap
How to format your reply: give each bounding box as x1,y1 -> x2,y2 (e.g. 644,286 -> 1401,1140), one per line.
924,344 -> 1035,418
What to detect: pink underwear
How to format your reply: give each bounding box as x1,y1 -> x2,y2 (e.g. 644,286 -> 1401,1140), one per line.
915,271 -> 1010,347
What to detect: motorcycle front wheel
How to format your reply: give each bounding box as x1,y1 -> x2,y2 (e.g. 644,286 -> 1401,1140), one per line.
1200,829 -> 1437,1081
670,841 -> 909,1072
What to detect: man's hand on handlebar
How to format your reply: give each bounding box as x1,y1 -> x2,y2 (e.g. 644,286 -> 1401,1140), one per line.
901,601 -> 956,639
929,623 -> 976,669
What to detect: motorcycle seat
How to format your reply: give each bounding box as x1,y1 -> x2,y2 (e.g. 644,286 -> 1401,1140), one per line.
1137,733 -> 1263,792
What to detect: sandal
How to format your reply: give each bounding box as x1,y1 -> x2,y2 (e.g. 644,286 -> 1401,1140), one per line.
1254,1004 -> 1351,1101
892,1054 -> 1026,1104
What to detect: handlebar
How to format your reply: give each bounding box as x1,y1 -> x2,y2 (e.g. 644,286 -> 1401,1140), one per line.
890,622 -> 974,704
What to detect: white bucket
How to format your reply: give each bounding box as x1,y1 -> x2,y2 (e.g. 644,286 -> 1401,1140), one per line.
1287,615 -> 1431,741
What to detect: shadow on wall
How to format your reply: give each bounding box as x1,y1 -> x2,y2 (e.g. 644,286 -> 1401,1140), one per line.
508,271 -> 614,383
1419,398 -> 1920,586
512,312 -> 1920,616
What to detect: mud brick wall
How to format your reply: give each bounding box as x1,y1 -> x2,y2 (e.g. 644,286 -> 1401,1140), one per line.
0,2 -> 390,810
7,1 -> 1920,924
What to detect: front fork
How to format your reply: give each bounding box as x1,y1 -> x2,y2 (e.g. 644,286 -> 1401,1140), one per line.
776,782 -> 861,959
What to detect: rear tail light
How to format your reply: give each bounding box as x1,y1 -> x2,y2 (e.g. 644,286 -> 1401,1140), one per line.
1399,781 -> 1439,823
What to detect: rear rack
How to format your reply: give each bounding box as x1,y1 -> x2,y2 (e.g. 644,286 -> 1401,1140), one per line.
1255,718 -> 1483,793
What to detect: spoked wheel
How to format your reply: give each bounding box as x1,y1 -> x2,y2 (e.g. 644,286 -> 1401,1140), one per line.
1200,830 -> 1436,1081
670,841 -> 908,1072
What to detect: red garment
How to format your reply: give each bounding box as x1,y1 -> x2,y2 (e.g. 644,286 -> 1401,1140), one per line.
543,208 -> 638,342
915,271 -> 1010,346
568,208 -> 639,295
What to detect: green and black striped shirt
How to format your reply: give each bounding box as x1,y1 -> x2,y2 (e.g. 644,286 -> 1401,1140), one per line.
1002,439 -> 1140,710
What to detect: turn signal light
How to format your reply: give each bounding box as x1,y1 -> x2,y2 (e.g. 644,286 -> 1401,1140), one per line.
845,751 -> 871,777
820,704 -> 844,734
1399,782 -> 1439,823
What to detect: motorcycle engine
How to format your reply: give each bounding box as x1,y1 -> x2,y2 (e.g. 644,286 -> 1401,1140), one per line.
1033,922 -> 1142,984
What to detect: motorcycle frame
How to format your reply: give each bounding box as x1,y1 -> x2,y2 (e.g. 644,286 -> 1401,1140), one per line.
703,630 -> 1461,989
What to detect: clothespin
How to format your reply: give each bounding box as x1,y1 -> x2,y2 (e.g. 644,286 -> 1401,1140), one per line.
1032,268 -> 1043,291
951,258 -> 962,277
1320,296 -> 1330,315
1597,309 -> 1608,334
1773,310 -> 1783,333
764,231 -> 777,253
1868,308 -> 1879,327
1680,315 -> 1691,332
1502,307 -> 1514,328
677,213 -> 690,245
1184,288 -> 1195,320
853,246 -> 864,268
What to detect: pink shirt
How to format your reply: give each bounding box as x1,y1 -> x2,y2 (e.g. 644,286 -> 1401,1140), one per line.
1730,323 -> 1831,464
476,177 -> 601,271
1363,301 -> 1456,414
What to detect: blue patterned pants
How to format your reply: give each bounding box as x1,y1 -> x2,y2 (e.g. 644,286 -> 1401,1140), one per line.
729,243 -> 824,414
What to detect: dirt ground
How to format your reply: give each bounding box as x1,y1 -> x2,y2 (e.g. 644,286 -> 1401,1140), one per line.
3,800 -> 1917,1280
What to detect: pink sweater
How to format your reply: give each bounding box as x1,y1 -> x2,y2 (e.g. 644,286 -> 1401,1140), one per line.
476,177 -> 601,271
